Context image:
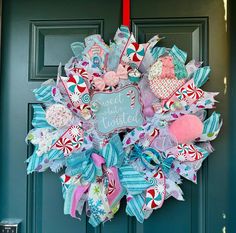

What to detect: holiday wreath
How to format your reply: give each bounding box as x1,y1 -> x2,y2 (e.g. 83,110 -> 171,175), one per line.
26,26 -> 222,227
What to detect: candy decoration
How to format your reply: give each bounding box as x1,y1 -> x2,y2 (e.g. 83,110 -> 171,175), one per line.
187,144 -> 204,160
81,93 -> 90,104
176,144 -> 205,162
55,137 -> 73,156
71,136 -> 84,150
145,170 -> 165,210
67,74 -> 87,94
175,87 -> 188,100
128,69 -> 141,83
126,89 -> 135,109
127,42 -> 145,62
186,82 -> 204,99
69,125 -> 83,138
45,104 -> 73,128
103,71 -> 120,87
150,77 -> 185,100
91,101 -> 100,112
93,77 -> 106,91
73,67 -> 88,79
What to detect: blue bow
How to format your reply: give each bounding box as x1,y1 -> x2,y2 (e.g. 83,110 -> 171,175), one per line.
65,148 -> 102,183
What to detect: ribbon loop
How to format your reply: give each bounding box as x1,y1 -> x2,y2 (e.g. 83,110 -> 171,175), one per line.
102,134 -> 125,168
65,149 -> 105,183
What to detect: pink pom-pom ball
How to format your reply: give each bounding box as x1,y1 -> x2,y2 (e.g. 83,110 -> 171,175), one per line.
169,114 -> 203,144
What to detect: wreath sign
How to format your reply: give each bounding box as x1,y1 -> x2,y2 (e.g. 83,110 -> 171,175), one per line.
26,26 -> 222,227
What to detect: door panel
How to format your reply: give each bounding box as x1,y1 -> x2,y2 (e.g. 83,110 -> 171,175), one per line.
0,0 -> 229,233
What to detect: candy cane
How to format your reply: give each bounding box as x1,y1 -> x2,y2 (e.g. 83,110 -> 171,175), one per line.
127,90 -> 135,109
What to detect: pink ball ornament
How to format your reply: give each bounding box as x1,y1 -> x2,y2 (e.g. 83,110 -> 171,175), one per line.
143,106 -> 155,117
169,114 -> 203,144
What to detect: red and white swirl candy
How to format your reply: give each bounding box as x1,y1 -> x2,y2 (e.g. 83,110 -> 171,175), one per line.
55,137 -> 73,156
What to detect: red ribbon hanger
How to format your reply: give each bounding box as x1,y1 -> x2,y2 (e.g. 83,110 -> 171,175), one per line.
123,0 -> 130,28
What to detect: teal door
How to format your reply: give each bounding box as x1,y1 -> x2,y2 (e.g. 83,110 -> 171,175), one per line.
0,0 -> 230,232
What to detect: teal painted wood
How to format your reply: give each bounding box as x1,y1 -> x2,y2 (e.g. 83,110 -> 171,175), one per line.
228,1 -> 236,233
0,0 -> 230,233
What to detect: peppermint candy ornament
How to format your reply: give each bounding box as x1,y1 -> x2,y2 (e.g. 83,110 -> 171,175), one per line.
55,137 -> 73,155
145,170 -> 165,210
67,74 -> 87,93
127,42 -> 145,62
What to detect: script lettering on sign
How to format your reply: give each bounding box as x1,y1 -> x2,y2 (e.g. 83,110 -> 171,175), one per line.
92,85 -> 144,134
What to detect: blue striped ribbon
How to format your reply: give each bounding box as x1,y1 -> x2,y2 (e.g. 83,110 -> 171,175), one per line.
119,165 -> 151,195
26,146 -> 49,174
151,46 -> 167,60
120,25 -> 130,38
48,149 -> 64,160
169,45 -> 187,63
202,112 -> 221,136
102,134 -> 125,168
126,194 -> 145,223
33,85 -> 54,103
65,148 -> 100,183
32,104 -> 52,128
193,66 -> 211,87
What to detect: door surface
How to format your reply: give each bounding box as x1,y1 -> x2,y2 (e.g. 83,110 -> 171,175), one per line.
0,0 -> 230,233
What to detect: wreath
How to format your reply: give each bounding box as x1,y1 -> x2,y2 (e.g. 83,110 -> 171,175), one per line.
26,26 -> 222,227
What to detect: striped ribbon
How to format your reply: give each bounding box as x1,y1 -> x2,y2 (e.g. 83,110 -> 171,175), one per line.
200,112 -> 222,141
102,134 -> 125,168
119,165 -> 151,195
65,149 -> 104,183
26,146 -> 50,174
33,85 -> 54,103
126,194 -> 146,223
193,66 -> 211,87
26,147 -> 64,174
151,46 -> 167,60
169,45 -> 187,63
32,104 -> 52,129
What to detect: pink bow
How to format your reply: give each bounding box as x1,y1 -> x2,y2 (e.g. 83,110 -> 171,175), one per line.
93,64 -> 128,91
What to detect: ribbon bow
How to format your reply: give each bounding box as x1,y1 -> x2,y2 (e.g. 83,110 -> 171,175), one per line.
93,64 -> 128,91
132,145 -> 174,174
65,148 -> 105,183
